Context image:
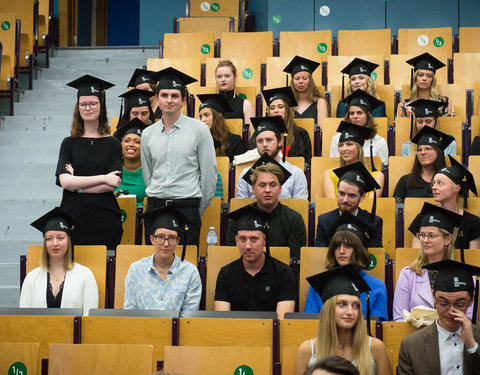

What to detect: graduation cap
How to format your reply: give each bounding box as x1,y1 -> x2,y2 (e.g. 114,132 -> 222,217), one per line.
128,68 -> 155,88
261,86 -> 298,108
251,116 -> 289,162
342,89 -> 383,114
326,211 -> 376,247
282,55 -> 320,86
423,259 -> 480,323
307,264 -> 373,335
142,206 -> 191,261
119,89 -> 154,111
408,202 -> 463,236
67,74 -> 114,100
407,99 -> 445,138
197,93 -> 233,115
31,207 -> 82,237
242,152 -> 292,186
333,161 -> 381,221
339,119 -> 373,166
227,205 -> 275,257
114,117 -> 148,140
405,53 -> 445,89
438,156 -> 478,207
150,67 -> 197,91
340,58 -> 379,99
411,126 -> 454,152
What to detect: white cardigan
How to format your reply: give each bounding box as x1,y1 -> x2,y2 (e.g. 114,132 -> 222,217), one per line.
19,263 -> 99,315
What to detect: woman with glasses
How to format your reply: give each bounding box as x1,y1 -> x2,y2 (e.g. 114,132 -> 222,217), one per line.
55,75 -> 123,250
124,206 -> 201,315
392,203 -> 474,321
393,127 -> 452,204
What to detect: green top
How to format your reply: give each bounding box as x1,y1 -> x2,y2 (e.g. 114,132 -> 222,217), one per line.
115,167 -> 147,207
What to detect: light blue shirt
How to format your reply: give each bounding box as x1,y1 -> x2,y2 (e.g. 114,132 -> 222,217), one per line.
124,254 -> 201,315
235,159 -> 308,199
401,139 -> 457,156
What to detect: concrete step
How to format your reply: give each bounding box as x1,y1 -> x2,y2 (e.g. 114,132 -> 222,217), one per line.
13,101 -> 123,116
0,240 -> 35,263
0,163 -> 56,178
0,146 -> 61,163
0,198 -> 60,218
37,67 -> 136,84
48,57 -> 152,69
1,115 -> 76,132
0,263 -> 20,287
0,131 -> 66,146
0,218 -> 43,241
54,47 -> 158,60
0,177 -> 62,198
0,286 -> 20,308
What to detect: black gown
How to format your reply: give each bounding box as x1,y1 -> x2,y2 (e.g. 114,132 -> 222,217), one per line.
55,136 -> 123,250
221,90 -> 245,120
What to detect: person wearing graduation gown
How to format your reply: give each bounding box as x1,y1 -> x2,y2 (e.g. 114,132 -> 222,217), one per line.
113,118 -> 147,207
295,265 -> 391,375
397,53 -> 454,117
56,75 -> 123,250
124,206 -> 201,315
236,116 -> 308,199
197,93 -> 243,162
127,68 -> 161,119
141,67 -> 217,245
393,126 -> 452,203
336,58 -> 386,118
398,260 -> 480,374
283,56 -> 329,129
215,205 -> 296,318
20,208 -> 98,316
393,203 -> 474,321
306,212 -> 387,321
116,88 -> 156,131
330,89 -> 389,167
400,99 -> 456,156
226,153 -> 307,258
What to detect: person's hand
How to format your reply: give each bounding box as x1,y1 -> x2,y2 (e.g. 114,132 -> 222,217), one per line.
452,307 -> 477,349
65,163 -> 74,175
105,170 -> 122,188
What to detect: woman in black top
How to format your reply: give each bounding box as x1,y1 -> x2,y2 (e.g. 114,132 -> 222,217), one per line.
56,75 -> 123,250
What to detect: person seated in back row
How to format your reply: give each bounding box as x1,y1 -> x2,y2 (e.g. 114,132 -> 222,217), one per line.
227,153 -> 307,258
215,205 -> 296,319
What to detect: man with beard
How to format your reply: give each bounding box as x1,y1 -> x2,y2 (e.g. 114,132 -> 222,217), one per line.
236,116 -> 308,199
315,162 -> 383,248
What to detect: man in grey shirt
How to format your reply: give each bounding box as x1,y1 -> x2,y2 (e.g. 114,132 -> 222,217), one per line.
141,67 -> 217,245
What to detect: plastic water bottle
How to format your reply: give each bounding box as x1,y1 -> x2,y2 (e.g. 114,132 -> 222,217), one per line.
206,227 -> 218,258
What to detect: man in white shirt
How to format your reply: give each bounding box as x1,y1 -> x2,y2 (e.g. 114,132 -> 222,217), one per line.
398,259 -> 480,375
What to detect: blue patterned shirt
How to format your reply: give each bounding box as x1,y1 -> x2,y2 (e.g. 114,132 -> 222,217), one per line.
124,254 -> 201,315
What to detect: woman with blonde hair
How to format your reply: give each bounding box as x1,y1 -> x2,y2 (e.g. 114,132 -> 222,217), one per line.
215,60 -> 255,126
397,53 -> 453,117
295,264 -> 391,375
20,208 -> 98,316
283,55 -> 329,129
392,203 -> 472,321
336,58 -> 386,118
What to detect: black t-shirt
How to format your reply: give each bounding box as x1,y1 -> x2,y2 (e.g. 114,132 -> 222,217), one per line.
214,256 -> 296,311
393,174 -> 433,203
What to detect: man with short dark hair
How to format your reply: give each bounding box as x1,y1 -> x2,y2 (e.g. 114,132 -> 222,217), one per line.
398,259 -> 480,374
316,162 -> 383,247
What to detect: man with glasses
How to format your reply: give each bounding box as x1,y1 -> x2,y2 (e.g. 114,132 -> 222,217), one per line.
215,205 -> 296,318
124,206 -> 201,315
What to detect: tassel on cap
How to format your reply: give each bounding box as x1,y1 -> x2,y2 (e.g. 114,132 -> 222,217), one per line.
181,223 -> 189,261
410,114 -> 414,139
473,279 -> 479,324
369,141 -> 377,172
366,292 -> 372,336
282,133 -> 287,163
341,74 -> 345,100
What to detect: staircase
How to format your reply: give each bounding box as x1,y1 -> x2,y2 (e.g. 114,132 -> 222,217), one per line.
0,47 -> 158,306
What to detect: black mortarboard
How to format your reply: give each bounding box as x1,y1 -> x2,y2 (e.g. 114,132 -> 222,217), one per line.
114,117 -> 148,140
326,211 -> 376,246
150,67 -> 197,91
242,152 -> 292,186
342,89 -> 383,114
283,55 -> 320,76
66,74 -> 114,100
425,259 -> 480,323
142,206 -> 191,261
128,68 -> 155,88
336,121 -> 373,145
409,202 -> 463,235
119,89 -> 155,110
334,161 -> 380,220
411,126 -> 454,151
409,99 -> 444,118
197,93 -> 233,114
440,156 -> 478,197
406,52 -> 446,73
251,116 -> 289,162
31,207 -> 82,237
341,58 -> 379,77
307,264 -> 371,303
261,86 -> 298,108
